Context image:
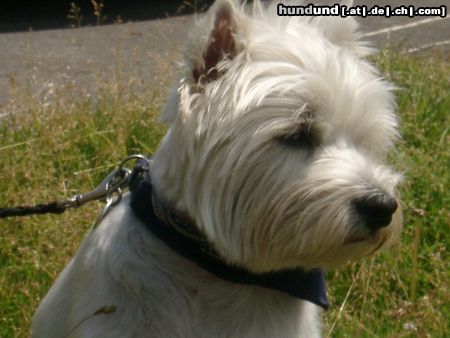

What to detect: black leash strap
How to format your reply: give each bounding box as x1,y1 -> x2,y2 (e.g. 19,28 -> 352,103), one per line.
0,202 -> 67,218
0,154 -> 146,220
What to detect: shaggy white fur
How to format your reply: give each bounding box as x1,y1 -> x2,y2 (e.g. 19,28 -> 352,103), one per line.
32,1 -> 402,337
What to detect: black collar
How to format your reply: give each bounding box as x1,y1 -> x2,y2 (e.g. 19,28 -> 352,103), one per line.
128,158 -> 329,310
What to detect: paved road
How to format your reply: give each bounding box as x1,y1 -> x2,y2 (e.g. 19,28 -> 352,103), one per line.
0,0 -> 449,115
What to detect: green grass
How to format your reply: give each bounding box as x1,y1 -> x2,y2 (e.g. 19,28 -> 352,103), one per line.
324,50 -> 449,338
1,49 -> 449,337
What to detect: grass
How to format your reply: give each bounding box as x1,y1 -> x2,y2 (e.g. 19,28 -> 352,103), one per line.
0,49 -> 449,337
325,50 -> 449,337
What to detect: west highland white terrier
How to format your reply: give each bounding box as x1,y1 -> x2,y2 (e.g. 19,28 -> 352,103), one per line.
32,1 -> 403,337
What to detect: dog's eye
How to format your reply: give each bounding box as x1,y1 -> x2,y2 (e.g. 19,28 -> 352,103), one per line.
278,122 -> 317,148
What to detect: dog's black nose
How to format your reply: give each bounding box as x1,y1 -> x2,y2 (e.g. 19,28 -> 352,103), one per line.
354,193 -> 398,230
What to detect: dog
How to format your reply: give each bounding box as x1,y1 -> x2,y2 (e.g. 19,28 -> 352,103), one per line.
32,1 -> 403,337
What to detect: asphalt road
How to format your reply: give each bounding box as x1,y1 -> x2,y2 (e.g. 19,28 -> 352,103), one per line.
0,0 -> 449,115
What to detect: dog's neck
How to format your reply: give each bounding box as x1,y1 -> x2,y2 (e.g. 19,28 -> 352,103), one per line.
128,157 -> 329,310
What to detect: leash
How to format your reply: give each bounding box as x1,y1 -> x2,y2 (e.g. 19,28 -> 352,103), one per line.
0,154 -> 148,225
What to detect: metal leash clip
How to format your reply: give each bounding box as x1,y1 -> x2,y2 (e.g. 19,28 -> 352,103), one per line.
63,154 -> 148,227
64,169 -> 128,209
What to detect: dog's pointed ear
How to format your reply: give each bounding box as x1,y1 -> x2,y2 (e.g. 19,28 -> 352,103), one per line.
161,1 -> 242,123
190,0 -> 242,84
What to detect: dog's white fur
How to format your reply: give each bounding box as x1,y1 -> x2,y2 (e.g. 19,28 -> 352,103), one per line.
32,1 -> 402,337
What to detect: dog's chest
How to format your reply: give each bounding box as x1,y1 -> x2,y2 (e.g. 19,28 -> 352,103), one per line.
140,276 -> 308,338
117,200 -> 316,338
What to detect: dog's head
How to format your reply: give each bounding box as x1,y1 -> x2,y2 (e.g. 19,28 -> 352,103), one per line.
152,0 -> 402,272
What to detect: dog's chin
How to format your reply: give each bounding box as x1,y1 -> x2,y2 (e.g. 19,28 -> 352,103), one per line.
344,228 -> 387,246
256,231 -> 390,272
339,227 -> 397,262
316,229 -> 392,271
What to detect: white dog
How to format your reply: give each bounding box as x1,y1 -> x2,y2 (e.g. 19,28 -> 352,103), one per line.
32,1 -> 402,337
